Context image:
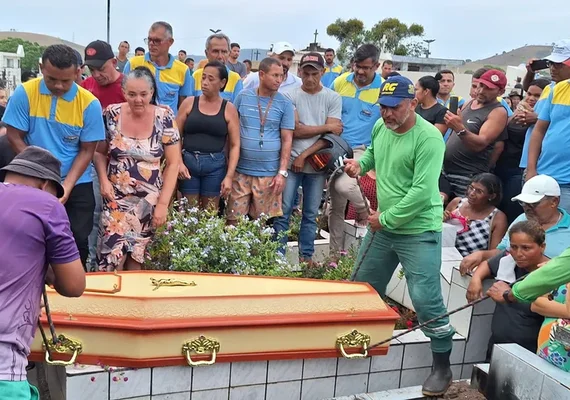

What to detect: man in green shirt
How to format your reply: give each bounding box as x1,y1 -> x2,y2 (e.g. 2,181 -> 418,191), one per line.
344,75 -> 454,397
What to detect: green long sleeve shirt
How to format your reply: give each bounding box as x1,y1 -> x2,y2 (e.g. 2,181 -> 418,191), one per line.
512,246 -> 570,302
358,115 -> 445,234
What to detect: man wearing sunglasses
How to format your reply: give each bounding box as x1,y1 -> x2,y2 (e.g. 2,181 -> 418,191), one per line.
460,175 -> 570,276
123,21 -> 194,115
526,40 -> 570,211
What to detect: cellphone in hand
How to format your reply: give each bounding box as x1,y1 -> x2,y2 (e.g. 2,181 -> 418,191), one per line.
530,59 -> 549,71
449,97 -> 459,114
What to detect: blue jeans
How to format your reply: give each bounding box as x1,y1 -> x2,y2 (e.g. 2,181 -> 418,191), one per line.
87,168 -> 101,271
274,171 -> 327,259
179,151 -> 227,197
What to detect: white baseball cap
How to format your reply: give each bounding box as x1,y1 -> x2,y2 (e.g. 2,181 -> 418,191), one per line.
544,40 -> 570,63
272,42 -> 295,56
511,175 -> 561,204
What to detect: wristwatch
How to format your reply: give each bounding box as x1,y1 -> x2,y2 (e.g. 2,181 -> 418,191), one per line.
457,129 -> 467,137
503,290 -> 514,304
278,170 -> 289,178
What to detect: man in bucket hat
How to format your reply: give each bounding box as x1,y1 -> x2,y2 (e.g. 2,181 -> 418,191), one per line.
0,146 -> 85,399
344,75 -> 455,397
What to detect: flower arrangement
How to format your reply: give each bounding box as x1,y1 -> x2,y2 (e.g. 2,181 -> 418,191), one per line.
145,199 -> 289,275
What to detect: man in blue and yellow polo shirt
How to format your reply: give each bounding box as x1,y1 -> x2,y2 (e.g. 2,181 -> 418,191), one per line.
124,21 -> 194,115
527,39 -> 570,212
328,43 -> 383,253
192,33 -> 243,103
321,48 -> 343,88
2,44 -> 105,268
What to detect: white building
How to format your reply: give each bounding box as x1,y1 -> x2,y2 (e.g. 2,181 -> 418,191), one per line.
0,45 -> 24,95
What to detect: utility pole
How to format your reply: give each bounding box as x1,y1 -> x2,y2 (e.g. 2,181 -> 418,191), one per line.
106,0 -> 111,43
423,39 -> 435,58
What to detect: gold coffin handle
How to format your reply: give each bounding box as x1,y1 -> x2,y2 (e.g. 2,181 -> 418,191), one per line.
336,330 -> 370,359
182,335 -> 220,367
44,334 -> 83,366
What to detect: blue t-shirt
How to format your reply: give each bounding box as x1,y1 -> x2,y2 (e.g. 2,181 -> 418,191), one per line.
1,79 -> 104,185
519,83 -> 554,169
497,208 -> 570,258
234,89 -> 295,177
536,80 -> 570,184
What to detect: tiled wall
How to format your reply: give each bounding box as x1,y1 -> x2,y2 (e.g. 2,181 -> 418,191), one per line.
29,332 -> 476,400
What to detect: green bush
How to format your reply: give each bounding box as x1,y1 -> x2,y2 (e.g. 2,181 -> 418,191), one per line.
146,199 -> 289,276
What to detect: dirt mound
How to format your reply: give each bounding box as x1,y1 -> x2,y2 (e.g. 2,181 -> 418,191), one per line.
440,381 -> 486,400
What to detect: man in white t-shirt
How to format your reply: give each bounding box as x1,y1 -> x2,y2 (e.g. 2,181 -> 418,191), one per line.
243,42 -> 301,93
273,53 -> 342,261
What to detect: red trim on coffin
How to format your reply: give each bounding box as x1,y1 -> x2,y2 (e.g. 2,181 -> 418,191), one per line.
38,310 -> 399,330
28,347 -> 389,368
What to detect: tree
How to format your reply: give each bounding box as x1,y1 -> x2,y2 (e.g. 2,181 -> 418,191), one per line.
0,38 -> 45,72
327,17 -> 425,63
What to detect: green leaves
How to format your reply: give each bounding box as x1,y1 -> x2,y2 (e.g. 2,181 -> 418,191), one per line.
0,37 -> 45,73
325,17 -> 426,64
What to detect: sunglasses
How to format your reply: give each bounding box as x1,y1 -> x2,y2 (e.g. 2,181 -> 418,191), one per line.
518,199 -> 543,209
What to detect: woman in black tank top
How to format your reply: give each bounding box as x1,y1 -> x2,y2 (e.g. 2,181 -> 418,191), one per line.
175,61 -> 240,211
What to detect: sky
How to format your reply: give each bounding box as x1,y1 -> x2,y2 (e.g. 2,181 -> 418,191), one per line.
2,0 -> 570,61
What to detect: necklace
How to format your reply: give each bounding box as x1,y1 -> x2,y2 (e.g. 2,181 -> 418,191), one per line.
256,89 -> 276,149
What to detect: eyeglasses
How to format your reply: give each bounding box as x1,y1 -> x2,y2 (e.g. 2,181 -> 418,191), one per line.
466,185 -> 485,196
518,199 -> 543,209
144,37 -> 167,45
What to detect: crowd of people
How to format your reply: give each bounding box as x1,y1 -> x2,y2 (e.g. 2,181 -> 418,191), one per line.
1,19 -> 570,398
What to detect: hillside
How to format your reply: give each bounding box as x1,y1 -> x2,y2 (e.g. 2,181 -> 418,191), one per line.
460,44 -> 552,72
0,31 -> 85,53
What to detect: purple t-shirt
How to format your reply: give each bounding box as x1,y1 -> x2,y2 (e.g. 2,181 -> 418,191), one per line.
0,183 -> 79,381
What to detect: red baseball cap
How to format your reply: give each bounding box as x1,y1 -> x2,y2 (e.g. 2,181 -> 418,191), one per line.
476,69 -> 507,90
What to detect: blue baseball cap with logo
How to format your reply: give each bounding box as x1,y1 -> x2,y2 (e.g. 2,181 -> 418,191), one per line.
378,75 -> 416,107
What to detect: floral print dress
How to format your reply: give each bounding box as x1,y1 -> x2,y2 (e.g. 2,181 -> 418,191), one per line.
98,104 -> 180,271
537,284 -> 570,371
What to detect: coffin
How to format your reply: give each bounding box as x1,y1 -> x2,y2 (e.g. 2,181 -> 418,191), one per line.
29,271 -> 399,368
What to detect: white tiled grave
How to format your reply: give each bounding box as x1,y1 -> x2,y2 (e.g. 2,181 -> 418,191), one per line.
28,331 -> 471,400
27,222 -> 496,400
487,343 -> 570,400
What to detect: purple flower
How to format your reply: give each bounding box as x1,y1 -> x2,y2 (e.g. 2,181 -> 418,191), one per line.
329,262 -> 338,268
339,250 -> 348,256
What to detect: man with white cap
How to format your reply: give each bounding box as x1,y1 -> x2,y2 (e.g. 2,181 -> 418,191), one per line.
526,40 -> 570,211
460,174 -> 570,275
243,42 -> 301,93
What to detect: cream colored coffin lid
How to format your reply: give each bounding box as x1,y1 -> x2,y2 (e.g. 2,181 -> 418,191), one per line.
45,271 -> 389,321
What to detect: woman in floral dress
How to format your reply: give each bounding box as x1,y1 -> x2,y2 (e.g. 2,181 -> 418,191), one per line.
94,66 -> 181,271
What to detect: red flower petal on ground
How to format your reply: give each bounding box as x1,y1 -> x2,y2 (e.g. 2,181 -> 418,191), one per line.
406,320 -> 413,329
